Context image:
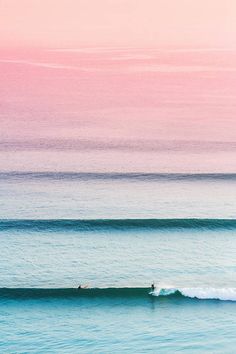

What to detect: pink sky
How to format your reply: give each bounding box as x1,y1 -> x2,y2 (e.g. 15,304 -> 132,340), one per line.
1,1 -> 236,173
1,0 -> 236,48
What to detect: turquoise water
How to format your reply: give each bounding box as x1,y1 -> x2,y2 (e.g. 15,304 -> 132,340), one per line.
1,222 -> 236,288
0,293 -> 236,353
0,173 -> 236,352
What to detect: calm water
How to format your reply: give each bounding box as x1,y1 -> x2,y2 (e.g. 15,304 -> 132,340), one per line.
1,48 -> 236,352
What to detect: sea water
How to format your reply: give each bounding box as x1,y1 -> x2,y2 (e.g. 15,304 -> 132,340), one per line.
0,173 -> 236,353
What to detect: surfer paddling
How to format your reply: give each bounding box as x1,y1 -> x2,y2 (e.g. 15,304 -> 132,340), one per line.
77,284 -> 89,290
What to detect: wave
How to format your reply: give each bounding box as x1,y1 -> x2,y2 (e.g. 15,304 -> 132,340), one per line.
1,139 -> 236,152
1,218 -> 236,232
2,172 -> 236,181
152,287 -> 236,301
0,287 -> 235,301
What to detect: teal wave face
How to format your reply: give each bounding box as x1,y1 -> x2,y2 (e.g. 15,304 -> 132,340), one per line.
0,287 -> 150,299
2,218 -> 236,232
0,287 -> 235,301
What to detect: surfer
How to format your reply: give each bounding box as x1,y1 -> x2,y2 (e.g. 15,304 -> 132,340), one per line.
77,284 -> 88,290
151,282 -> 155,291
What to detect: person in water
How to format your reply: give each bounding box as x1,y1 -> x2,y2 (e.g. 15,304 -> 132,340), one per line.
151,282 -> 155,291
78,284 -> 88,290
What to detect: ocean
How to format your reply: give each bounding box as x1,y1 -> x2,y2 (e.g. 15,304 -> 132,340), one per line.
1,48 -> 236,352
0,172 -> 236,352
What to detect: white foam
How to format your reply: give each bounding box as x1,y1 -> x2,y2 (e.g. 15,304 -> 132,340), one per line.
152,287 -> 236,301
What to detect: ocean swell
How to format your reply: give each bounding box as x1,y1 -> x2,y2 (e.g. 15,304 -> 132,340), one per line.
1,172 -> 236,181
1,218 -> 236,232
0,287 -> 235,301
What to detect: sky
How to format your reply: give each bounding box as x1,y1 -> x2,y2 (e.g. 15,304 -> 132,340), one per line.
1,0 -> 236,48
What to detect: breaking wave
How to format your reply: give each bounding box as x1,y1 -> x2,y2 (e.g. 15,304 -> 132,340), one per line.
152,287 -> 236,301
